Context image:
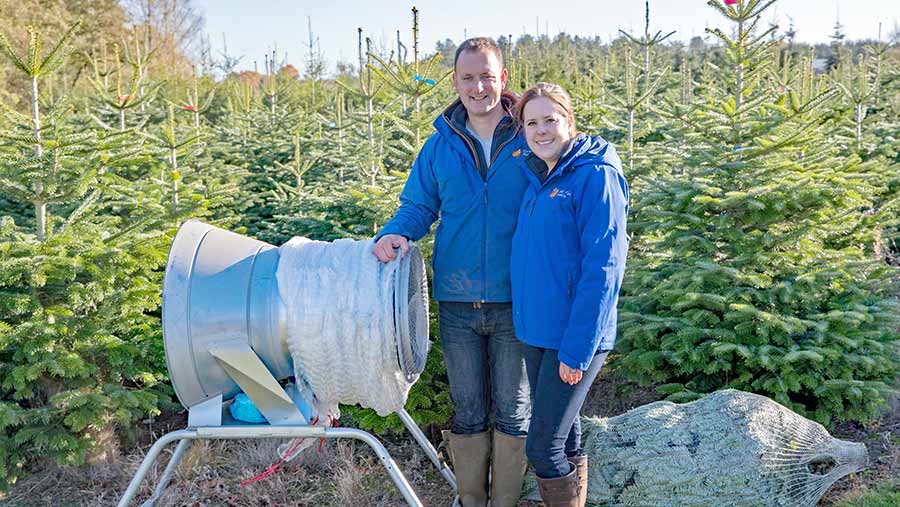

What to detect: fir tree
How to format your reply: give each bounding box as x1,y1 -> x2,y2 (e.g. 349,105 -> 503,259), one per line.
618,0 -> 900,426
0,22 -> 171,488
604,44 -> 668,176
618,0 -> 676,108
335,29 -> 388,186
88,43 -> 159,132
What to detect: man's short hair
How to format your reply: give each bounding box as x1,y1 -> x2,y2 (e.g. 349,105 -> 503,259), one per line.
454,37 -> 504,70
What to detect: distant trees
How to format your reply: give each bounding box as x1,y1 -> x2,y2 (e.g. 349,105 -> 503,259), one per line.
123,0 -> 204,75
0,0 -> 204,107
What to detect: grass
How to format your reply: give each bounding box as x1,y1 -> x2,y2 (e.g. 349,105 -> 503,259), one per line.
831,482 -> 900,507
2,438 -> 449,506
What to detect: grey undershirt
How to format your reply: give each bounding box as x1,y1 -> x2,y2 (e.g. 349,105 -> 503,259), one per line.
466,120 -> 493,167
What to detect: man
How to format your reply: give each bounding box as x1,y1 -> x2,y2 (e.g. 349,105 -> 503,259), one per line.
372,38 -> 531,507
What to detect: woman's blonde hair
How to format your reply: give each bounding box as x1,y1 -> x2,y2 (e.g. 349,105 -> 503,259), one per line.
515,82 -> 577,137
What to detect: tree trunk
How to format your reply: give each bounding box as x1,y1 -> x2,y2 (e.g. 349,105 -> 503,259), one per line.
734,14 -> 745,149
855,103 -> 864,151
627,108 -> 635,174
32,77 -> 47,241
270,94 -> 275,125
414,95 -> 421,149
366,97 -> 376,183
643,45 -> 651,107
337,93 -> 344,181
85,422 -> 121,464
170,147 -> 179,214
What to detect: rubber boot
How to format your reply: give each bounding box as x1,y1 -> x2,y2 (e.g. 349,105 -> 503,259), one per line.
490,430 -> 528,507
536,466 -> 580,507
567,455 -> 588,507
447,431 -> 490,507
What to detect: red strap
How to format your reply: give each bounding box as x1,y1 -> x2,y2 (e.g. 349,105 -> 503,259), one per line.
240,437 -> 305,487
240,415 -> 336,486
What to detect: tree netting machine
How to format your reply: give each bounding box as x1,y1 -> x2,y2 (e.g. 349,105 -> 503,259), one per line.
118,220 -> 457,507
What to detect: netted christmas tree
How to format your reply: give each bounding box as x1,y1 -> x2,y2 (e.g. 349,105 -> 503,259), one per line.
617,0 -> 900,426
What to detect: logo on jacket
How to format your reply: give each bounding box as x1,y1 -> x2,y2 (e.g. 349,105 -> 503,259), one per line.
512,149 -> 521,157
549,188 -> 572,199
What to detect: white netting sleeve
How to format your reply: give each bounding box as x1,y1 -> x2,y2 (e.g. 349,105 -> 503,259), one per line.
275,237 -> 429,419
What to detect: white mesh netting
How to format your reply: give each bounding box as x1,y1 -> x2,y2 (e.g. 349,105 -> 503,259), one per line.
276,237 -> 429,420
522,389 -> 868,506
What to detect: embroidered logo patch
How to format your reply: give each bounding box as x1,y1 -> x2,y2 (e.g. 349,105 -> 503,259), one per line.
550,188 -> 559,198
549,188 -> 572,199
512,149 -> 521,157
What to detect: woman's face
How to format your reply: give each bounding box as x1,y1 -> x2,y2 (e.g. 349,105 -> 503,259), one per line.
522,96 -> 572,168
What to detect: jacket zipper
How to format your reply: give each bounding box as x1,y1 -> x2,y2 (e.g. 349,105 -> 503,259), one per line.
444,114 -> 488,301
482,183 -> 488,302
482,128 -> 518,301
489,130 -> 517,169
443,115 -> 485,176
518,201 -> 530,339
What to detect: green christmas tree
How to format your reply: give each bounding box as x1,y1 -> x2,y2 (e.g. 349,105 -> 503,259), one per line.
0,22 -> 172,488
618,0 -> 900,426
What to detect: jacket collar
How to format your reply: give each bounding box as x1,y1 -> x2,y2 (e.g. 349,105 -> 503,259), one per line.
435,91 -> 519,144
523,133 -> 589,186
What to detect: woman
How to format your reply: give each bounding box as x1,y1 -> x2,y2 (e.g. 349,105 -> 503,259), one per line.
510,83 -> 629,507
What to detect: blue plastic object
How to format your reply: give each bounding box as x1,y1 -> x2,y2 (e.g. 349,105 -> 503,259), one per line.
229,393 -> 267,423
228,385 -> 316,424
413,74 -> 436,86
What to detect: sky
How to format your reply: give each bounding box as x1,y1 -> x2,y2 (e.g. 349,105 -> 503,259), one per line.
194,0 -> 899,74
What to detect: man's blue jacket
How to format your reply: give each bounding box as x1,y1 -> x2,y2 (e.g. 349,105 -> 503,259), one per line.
376,96 -> 529,302
511,134 -> 630,370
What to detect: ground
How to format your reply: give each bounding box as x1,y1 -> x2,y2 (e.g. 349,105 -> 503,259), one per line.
3,365 -> 898,507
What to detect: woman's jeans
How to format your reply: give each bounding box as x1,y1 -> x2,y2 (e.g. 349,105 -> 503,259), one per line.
438,302 -> 531,436
523,345 -> 608,478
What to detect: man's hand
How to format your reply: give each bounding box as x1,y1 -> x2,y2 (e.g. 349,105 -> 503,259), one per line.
373,234 -> 409,263
559,361 -> 583,385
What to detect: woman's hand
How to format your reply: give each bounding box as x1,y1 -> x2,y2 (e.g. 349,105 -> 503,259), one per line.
559,361 -> 583,385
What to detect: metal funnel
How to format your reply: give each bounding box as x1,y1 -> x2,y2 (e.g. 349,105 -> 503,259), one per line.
162,220 -> 292,411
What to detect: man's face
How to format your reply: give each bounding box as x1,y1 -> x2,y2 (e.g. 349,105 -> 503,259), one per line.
452,49 -> 507,118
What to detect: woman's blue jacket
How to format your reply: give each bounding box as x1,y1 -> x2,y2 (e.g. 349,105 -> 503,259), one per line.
511,134 -> 630,370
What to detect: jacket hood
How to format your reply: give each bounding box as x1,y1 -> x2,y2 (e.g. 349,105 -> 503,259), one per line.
522,133 -> 621,183
564,134 -> 621,172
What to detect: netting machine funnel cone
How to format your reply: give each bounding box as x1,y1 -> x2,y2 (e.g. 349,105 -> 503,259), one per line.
162,220 -> 292,412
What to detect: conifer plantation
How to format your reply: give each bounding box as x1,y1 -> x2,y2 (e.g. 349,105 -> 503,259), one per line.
0,0 -> 898,494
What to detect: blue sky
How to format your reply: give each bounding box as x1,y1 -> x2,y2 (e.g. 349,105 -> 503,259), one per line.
195,0 -> 899,74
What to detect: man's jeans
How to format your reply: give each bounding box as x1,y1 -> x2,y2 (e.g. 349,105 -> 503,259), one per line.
523,346 -> 608,478
438,302 -> 531,437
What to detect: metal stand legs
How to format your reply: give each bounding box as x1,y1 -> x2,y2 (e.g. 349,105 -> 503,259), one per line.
119,410 -> 457,507
397,409 -> 457,492
118,430 -> 196,507
141,439 -> 191,506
